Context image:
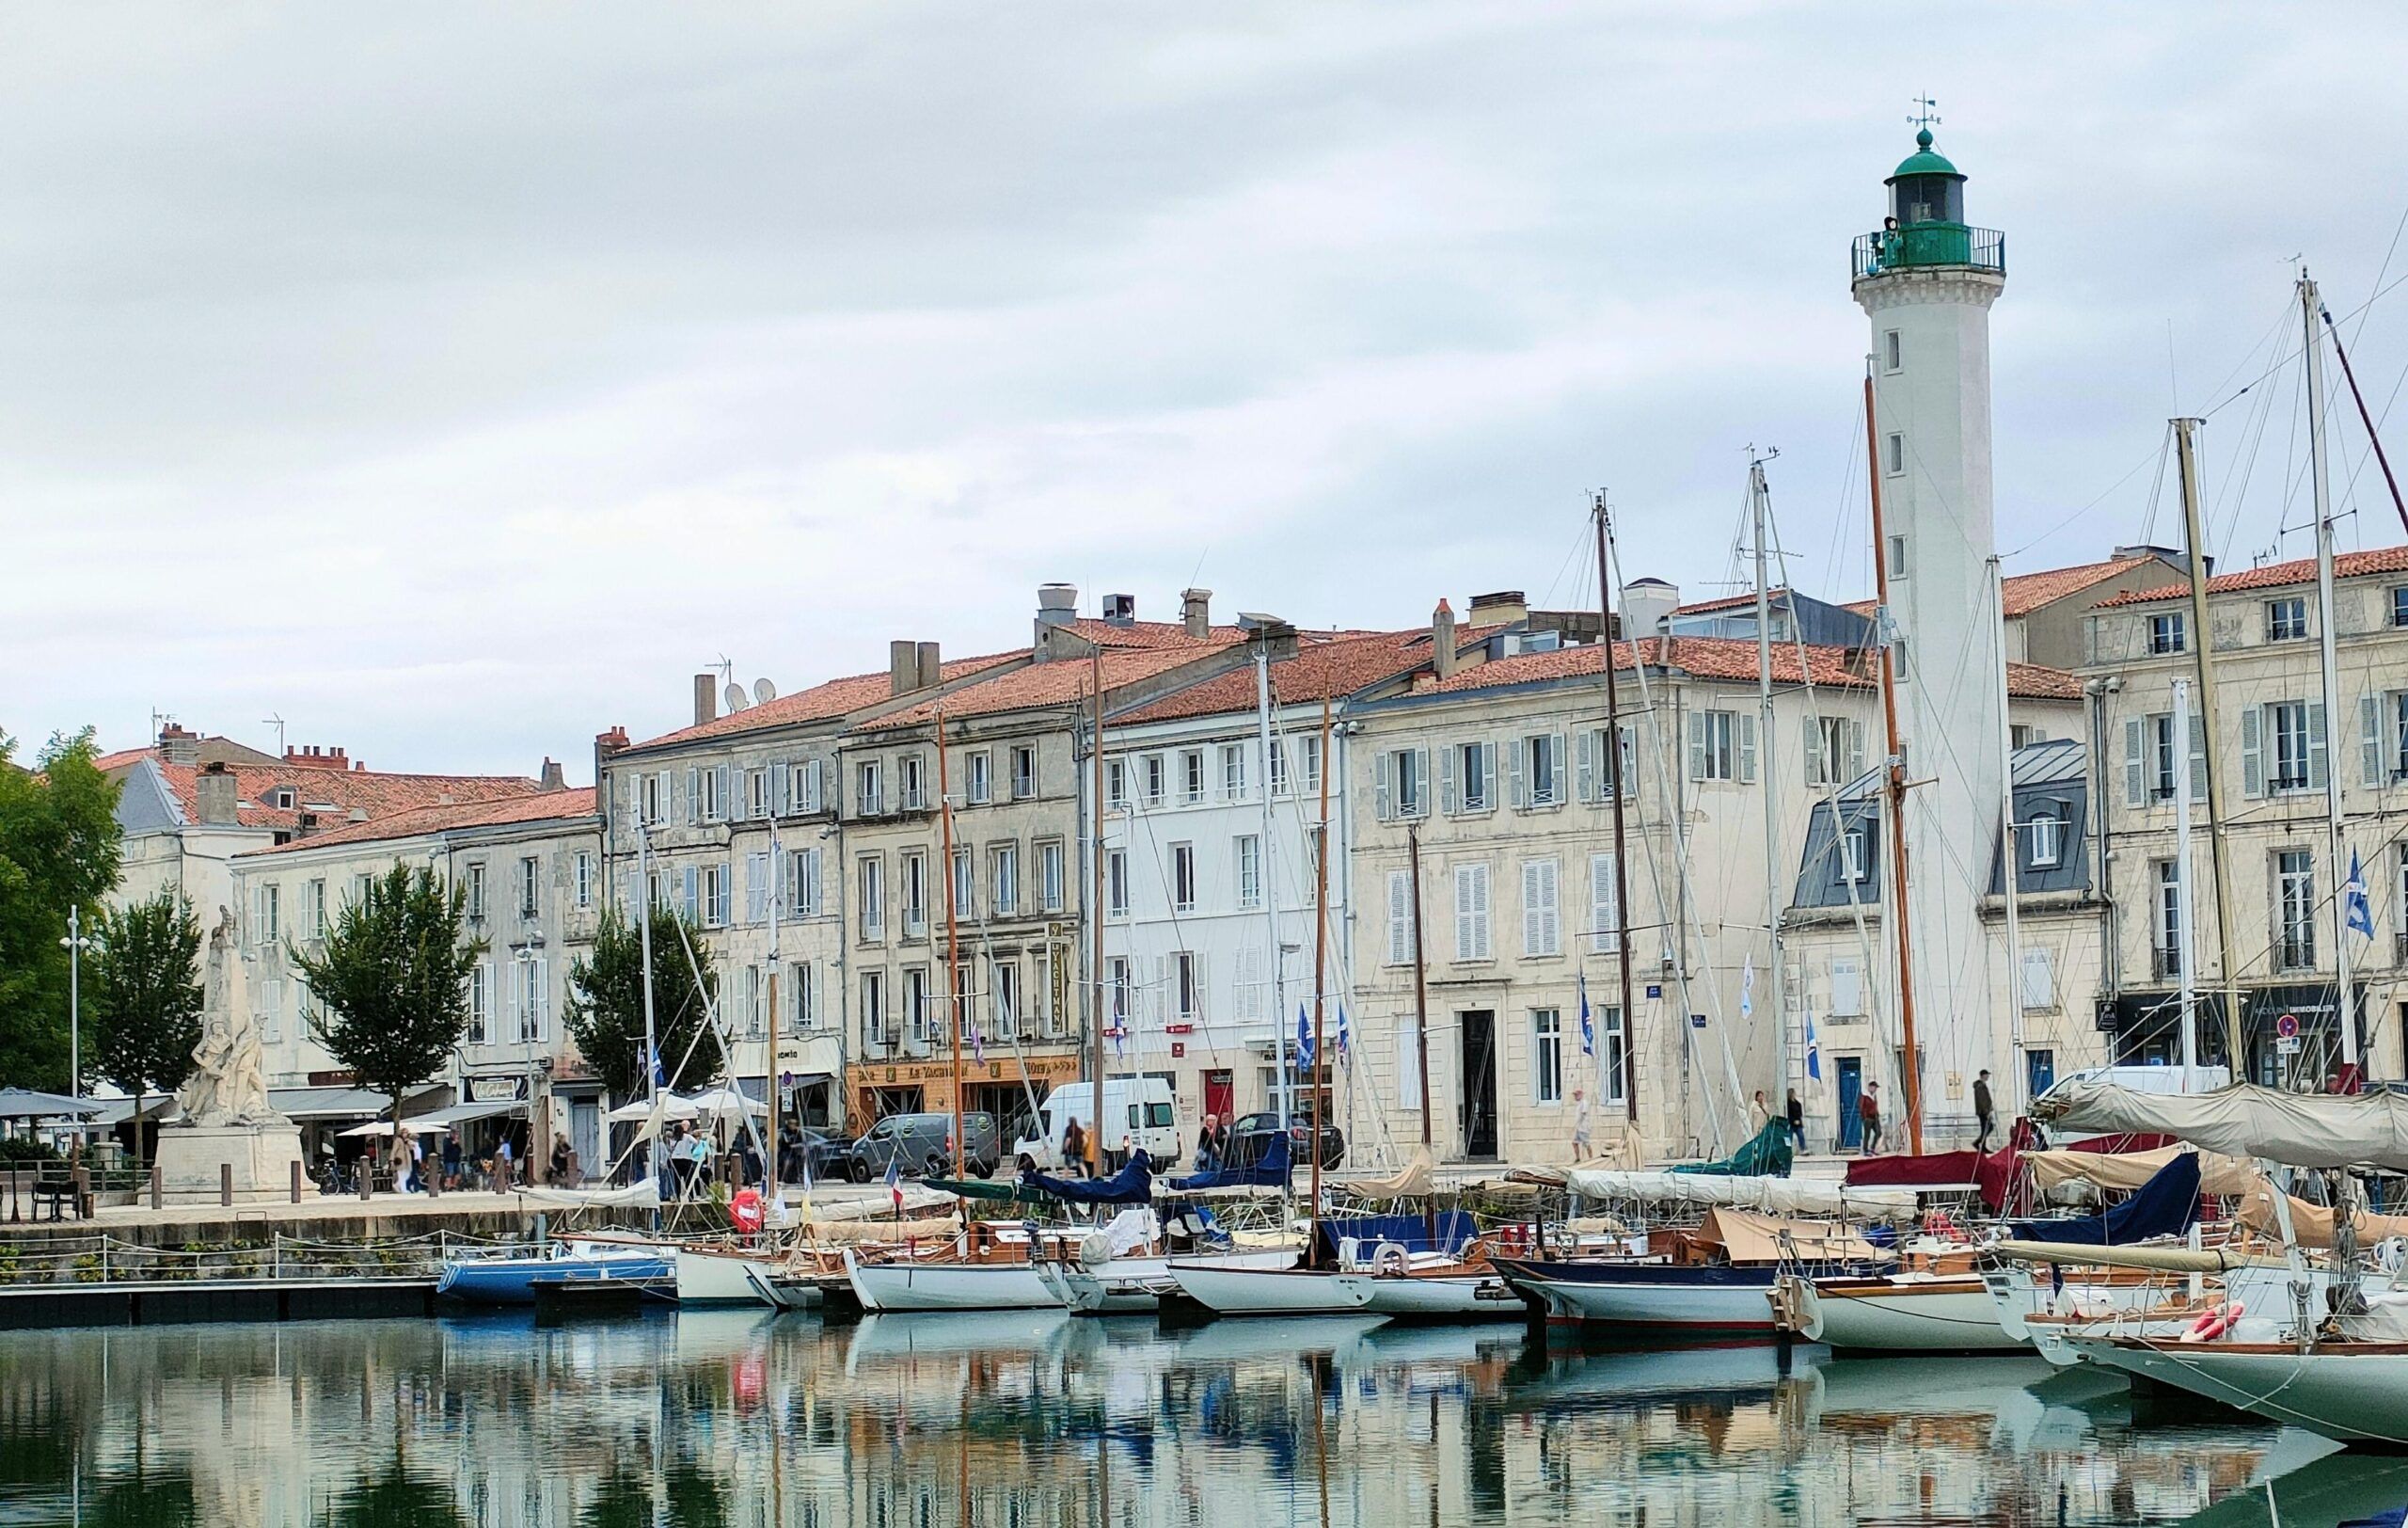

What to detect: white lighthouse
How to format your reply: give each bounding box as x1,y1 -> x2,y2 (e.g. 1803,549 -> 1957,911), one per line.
1853,128 -> 2008,1129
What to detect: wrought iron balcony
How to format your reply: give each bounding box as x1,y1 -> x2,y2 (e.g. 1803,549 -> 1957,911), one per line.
2152,947 -> 2182,982
1853,224 -> 2006,281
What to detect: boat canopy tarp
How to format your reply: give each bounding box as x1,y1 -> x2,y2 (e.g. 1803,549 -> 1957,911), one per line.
1020,1152 -> 1155,1205
927,1177 -> 1055,1205
2237,1186 -> 2408,1249
1169,1133 -> 1290,1191
517,1181 -> 660,1210
799,1217 -> 961,1244
1671,1118 -> 1794,1177
2041,1078 -> 2408,1171
1846,1150 -> 1984,1187
1694,1208 -> 1889,1265
1337,1146 -> 1435,1199
1315,1211 -> 1479,1263
1563,1169 -> 1917,1218
2009,1151 -> 2199,1246
2025,1144 -> 2259,1198
1989,1240 -> 2279,1273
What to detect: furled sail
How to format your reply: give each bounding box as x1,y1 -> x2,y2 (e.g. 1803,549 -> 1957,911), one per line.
2040,1078 -> 2408,1171
1559,1169 -> 1916,1217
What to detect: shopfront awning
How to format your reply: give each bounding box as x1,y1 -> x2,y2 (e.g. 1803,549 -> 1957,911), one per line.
404,1099 -> 523,1131
269,1085 -> 447,1122
87,1097 -> 182,1126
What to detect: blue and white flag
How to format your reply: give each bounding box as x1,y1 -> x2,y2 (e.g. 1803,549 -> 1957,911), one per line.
2347,850 -> 2375,940
1805,1011 -> 1822,1082
1336,1006 -> 1351,1069
1293,1004 -> 1315,1072
1739,955 -> 1755,1022
649,1043 -> 667,1090
1577,974 -> 1595,1058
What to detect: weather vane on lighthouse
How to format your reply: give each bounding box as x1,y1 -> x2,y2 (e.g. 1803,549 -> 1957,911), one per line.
1908,95 -> 1941,133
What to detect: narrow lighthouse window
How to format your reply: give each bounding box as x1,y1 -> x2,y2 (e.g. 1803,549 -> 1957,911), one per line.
1884,433 -> 1905,476
1883,330 -> 1902,372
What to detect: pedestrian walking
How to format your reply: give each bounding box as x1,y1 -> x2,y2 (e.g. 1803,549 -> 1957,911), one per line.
550,1131 -> 572,1186
1784,1088 -> 1806,1153
1972,1070 -> 1995,1154
1062,1116 -> 1089,1178
1858,1081 -> 1882,1155
442,1130 -> 464,1191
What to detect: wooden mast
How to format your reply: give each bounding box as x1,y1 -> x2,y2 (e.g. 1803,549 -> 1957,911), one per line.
1864,362 -> 1925,1154
1593,493 -> 1640,1122
2173,416 -> 2243,1072
1307,694 -> 1333,1260
1089,648 -> 1107,1170
939,708 -> 963,1179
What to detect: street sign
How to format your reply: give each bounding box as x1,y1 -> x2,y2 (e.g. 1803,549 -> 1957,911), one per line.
1690,1014 -> 1707,1029
2277,1035 -> 2303,1058
1646,984 -> 1663,1000
2276,1012 -> 2301,1041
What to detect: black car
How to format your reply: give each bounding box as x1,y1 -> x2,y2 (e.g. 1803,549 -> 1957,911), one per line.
1227,1110 -> 1344,1170
778,1127 -> 851,1185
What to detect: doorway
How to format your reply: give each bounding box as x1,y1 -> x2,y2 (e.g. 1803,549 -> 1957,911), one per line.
1836,1057 -> 1863,1151
1203,1070 -> 1234,1125
1458,1010 -> 1497,1159
569,1098 -> 600,1184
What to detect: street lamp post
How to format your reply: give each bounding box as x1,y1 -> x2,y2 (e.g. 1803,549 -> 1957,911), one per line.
59,906 -> 95,1105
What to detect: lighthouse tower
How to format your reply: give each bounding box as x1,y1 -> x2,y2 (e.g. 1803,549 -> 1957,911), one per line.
1852,128 -> 2007,1126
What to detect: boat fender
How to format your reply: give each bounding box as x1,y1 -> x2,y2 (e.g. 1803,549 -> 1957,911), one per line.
731,1187 -> 765,1234
1920,1208 -> 1962,1243
2179,1300 -> 2245,1343
1372,1241 -> 1410,1277
1338,1236 -> 1361,1269
2377,1237 -> 2407,1276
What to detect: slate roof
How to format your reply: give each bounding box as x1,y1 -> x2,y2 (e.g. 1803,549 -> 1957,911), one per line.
245,788 -> 597,856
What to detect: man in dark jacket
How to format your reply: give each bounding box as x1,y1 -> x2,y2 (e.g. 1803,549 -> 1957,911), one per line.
1972,1070 -> 1996,1153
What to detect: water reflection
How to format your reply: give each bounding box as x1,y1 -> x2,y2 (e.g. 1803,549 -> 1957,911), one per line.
0,1312 -> 2369,1526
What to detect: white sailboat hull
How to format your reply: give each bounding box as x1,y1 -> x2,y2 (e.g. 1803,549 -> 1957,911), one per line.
741,1262 -> 825,1310
673,1247 -> 780,1307
1167,1264 -> 1375,1316
1042,1249 -> 1296,1313
846,1252 -> 1061,1313
1802,1276 -> 2027,1353
2071,1337 -> 2408,1447
1333,1271 -> 1519,1319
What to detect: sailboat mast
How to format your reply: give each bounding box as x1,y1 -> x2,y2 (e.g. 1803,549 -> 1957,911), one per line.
1408,825 -> 1433,1147
939,708 -> 963,1179
1307,695 -> 1333,1254
1593,494 -> 1640,1122
1751,454 -> 1790,1105
767,803 -> 782,1207
637,816 -> 659,1106
2301,272 -> 2359,1074
2173,416 -> 2244,1071
1864,363 -> 1925,1154
2173,677 -> 2200,1090
1990,559 -> 2028,1113
1090,651 -> 1107,1170
1253,645 -> 1289,1134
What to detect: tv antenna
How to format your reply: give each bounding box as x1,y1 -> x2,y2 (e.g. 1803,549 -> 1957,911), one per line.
261,713 -> 286,756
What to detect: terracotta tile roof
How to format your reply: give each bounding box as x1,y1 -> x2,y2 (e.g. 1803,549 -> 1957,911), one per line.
155,760 -> 539,833
2092,544 -> 2408,608
245,788 -> 597,856
1112,630 -> 1434,725
2001,555 -> 2165,615
1671,588 -> 1795,616
859,644 -> 1244,731
1053,618 -> 1250,650
630,650 -> 1024,750
93,745 -> 160,772
1424,636 -> 2080,701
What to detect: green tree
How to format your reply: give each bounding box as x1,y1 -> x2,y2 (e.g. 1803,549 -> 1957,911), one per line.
88,890 -> 204,1136
288,865 -> 486,1133
564,905 -> 722,1101
0,729 -> 123,1090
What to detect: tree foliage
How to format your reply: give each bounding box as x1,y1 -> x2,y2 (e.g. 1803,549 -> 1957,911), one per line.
288,865 -> 485,1122
89,890 -> 203,1114
564,905 -> 723,1101
0,729 -> 123,1090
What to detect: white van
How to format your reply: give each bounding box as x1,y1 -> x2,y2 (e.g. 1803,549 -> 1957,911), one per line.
1012,1078 -> 1180,1172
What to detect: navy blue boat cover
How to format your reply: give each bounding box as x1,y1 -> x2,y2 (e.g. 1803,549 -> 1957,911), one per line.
2008,1150 -> 2201,1246
1166,1131 -> 1291,1191
1019,1150 -> 1155,1204
1314,1211 -> 1479,1262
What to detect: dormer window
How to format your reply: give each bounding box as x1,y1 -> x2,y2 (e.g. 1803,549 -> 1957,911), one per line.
2026,810 -> 2064,869
272,787 -> 297,810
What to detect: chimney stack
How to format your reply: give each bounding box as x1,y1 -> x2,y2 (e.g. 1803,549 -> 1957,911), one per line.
1180,588 -> 1212,640
890,640 -> 919,696
196,762 -> 239,826
158,723 -> 200,768
1619,578 -> 1681,645
283,745 -> 350,770
1101,593 -> 1136,626
914,642 -> 942,691
539,757 -> 566,791
693,673 -> 718,728
1465,590 -> 1529,629
1433,599 -> 1459,679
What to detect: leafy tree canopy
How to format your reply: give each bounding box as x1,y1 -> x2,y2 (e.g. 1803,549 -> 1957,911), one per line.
89,890 -> 203,1113
564,905 -> 722,1101
0,729 -> 122,1090
288,865 -> 485,1122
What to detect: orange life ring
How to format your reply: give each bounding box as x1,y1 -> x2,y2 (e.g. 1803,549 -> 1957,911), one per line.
731,1187 -> 765,1234
2180,1299 -> 2244,1343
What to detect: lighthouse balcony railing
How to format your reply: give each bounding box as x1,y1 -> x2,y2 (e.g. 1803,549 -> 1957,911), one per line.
1852,225 -> 2005,281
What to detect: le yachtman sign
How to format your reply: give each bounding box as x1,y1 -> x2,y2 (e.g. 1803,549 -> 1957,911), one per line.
868,1055 -> 1082,1089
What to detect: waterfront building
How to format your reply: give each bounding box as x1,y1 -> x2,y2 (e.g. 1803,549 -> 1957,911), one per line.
2082,543 -> 2408,1085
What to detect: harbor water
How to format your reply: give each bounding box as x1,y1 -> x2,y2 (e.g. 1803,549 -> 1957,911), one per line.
4,1312 -> 2405,1526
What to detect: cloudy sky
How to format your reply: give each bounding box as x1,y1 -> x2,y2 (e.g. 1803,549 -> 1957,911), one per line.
9,3 -> 2408,777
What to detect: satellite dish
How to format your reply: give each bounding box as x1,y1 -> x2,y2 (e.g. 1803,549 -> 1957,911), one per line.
722,682 -> 751,713
752,677 -> 777,705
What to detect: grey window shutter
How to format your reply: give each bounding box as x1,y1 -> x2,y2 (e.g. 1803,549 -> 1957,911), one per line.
771,764 -> 788,817
1439,742 -> 1459,815
2241,706 -> 2265,799
1508,737 -> 1529,808
1847,719 -> 1865,782
2307,701 -> 2328,790
686,767 -> 700,824
2123,718 -> 2146,807
716,765 -> 732,819
2188,713 -> 2208,804
1618,726 -> 1636,796
2363,695 -> 2384,788
1804,715 -> 1825,785
1687,711 -> 1707,781
1481,743 -> 1496,807
1738,714 -> 1758,784
1552,733 -> 1570,800
1576,729 -> 1597,803
1414,749 -> 1432,817
682,865 -> 699,922
1373,751 -> 1393,820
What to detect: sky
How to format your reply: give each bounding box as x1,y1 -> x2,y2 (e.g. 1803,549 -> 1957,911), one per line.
8,3 -> 2408,778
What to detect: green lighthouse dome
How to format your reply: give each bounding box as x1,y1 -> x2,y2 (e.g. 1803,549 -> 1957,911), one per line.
1889,128 -> 1960,182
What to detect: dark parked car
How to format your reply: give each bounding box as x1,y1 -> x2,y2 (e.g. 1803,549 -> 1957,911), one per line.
779,1127 -> 850,1185
1228,1110 -> 1344,1170
842,1111 -> 1001,1181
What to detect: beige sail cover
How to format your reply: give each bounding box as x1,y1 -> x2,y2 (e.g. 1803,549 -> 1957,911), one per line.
1339,1147 -> 1436,1199
2022,1145 -> 2260,1197
800,1218 -> 963,1245
1562,1169 -> 1917,1218
1694,1208 -> 1887,1265
2236,1187 -> 2408,1249
2043,1079 -> 2408,1170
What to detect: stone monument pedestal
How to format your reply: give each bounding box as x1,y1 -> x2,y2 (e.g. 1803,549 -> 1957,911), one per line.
154,1122 -> 307,1204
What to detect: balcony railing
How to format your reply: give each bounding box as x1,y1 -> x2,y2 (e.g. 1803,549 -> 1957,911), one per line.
2275,935 -> 2318,974
1852,224 -> 2006,281
2152,947 -> 2182,982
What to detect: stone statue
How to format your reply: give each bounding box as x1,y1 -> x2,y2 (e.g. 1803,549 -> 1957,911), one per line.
176,906 -> 279,1126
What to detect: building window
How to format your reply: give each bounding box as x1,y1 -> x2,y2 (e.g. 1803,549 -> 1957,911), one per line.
1526,734 -> 1563,807
701,864 -> 730,928
858,857 -> 884,941
461,867 -> 483,923
862,970 -> 886,1047
1452,862 -> 1492,963
1171,842 -> 1196,912
1886,533 -> 1909,577
1106,758 -> 1129,810
2392,693 -> 2408,782
467,963 -> 492,1046
1173,951 -> 1198,1023
519,856 -> 541,918
2275,849 -> 2317,971
994,960 -> 1021,1037
1884,433 -> 1905,477
1107,956 -> 1132,1024
1142,755 -> 1166,806
747,768 -> 769,819
787,961 -> 816,1029
304,879 -> 326,937
2147,612 -> 2187,656
1234,835 -> 1262,911
698,767 -> 724,822
1220,744 -> 1246,800
1531,1009 -> 1564,1106
2152,859 -> 2183,980
1588,853 -> 1620,953
858,761 -> 884,817
1387,747 -> 1428,819
905,967 -> 931,1045
966,750 -> 991,805
1011,745 -> 1038,801
641,772 -> 664,824
516,955 -> 547,1043
2147,712 -> 2179,801
790,758 -> 823,814
1806,715 -> 1861,788
574,852 -> 593,909
992,842 -> 1020,916
1273,735 -> 1323,798
901,851 -> 927,937
1692,710 -> 1738,782
1841,825 -> 1871,884
786,847 -> 820,917
2270,700 -> 2313,792
1520,857 -> 1560,957
2393,586 -> 2408,629
2026,809 -> 2064,869
951,848 -> 974,921
2267,596 -> 2309,642
899,754 -> 927,811
1882,329 -> 1902,372
1038,840 -> 1066,914
1599,1004 -> 1627,1105
1180,750 -> 1206,805
1456,740 -> 1492,812
1105,848 -> 1130,918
